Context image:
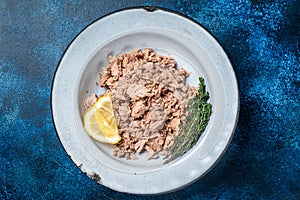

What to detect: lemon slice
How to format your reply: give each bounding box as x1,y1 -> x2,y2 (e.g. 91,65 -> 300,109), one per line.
84,93 -> 121,144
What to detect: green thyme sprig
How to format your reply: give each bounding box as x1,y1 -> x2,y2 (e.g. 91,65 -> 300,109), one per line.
164,77 -> 212,164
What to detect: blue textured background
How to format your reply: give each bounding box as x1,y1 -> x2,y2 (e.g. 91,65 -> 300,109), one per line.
1,0 -> 299,199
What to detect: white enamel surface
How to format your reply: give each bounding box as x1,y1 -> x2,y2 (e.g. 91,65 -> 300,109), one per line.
52,8 -> 239,194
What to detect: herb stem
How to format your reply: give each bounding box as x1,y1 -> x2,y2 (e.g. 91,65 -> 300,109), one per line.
164,77 -> 212,164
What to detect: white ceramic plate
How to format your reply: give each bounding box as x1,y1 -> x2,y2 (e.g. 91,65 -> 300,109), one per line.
51,7 -> 239,194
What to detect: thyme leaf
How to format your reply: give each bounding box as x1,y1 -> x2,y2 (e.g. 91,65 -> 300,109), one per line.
164,77 -> 212,164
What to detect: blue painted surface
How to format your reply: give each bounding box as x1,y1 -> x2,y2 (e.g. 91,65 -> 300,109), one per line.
1,0 -> 299,199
